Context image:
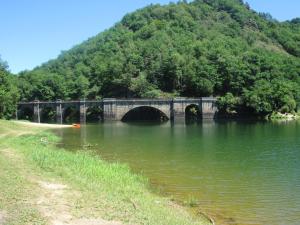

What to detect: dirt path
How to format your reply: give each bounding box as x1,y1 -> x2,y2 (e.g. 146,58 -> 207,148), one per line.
0,211 -> 7,225
0,147 -> 123,225
35,180 -> 122,225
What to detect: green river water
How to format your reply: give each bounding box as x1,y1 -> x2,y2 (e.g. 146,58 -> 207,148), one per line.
55,120 -> 300,225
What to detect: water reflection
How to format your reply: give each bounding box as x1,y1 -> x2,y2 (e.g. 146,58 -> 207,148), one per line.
55,120 -> 300,225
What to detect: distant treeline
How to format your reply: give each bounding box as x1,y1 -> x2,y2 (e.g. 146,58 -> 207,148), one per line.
1,0 -> 300,118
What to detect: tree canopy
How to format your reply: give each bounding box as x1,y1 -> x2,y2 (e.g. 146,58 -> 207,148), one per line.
2,0 -> 300,117
0,57 -> 19,119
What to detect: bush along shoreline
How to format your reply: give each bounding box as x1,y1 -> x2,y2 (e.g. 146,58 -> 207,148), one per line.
0,120 -> 212,225
216,93 -> 300,122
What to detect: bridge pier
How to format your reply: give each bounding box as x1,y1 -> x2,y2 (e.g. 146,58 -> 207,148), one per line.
33,100 -> 41,123
15,108 -> 19,120
80,99 -> 87,124
200,98 -> 218,119
56,100 -> 63,124
103,98 -> 117,121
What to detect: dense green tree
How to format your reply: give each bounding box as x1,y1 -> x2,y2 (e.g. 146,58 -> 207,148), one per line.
217,92 -> 240,114
0,58 -> 19,119
17,0 -> 300,116
242,79 -> 300,115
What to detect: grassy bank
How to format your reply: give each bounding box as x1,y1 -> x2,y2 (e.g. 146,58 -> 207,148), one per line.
0,120 -> 211,225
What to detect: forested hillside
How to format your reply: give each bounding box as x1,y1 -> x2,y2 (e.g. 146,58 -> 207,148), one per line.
12,0 -> 300,115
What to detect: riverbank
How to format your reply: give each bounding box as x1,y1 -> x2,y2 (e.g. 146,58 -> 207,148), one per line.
0,120 -> 212,225
13,120 -> 73,128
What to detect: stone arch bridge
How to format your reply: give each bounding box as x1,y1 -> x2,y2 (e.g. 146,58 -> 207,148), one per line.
17,98 -> 217,124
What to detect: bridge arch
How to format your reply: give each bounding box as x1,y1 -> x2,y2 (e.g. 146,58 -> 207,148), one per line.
185,104 -> 201,123
18,105 -> 34,121
121,106 -> 169,122
63,105 -> 80,124
40,105 -> 56,123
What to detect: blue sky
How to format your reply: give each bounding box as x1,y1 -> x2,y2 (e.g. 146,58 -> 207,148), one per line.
0,0 -> 299,74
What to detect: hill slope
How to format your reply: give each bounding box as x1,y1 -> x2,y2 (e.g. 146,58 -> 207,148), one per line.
18,0 -> 300,115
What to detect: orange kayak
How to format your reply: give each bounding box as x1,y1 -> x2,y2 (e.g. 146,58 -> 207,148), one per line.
72,123 -> 81,128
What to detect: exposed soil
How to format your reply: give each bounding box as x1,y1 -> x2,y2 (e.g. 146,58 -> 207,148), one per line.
0,211 -> 7,225
35,181 -> 123,225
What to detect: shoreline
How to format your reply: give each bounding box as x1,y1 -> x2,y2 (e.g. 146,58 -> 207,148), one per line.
0,120 -> 212,225
12,120 -> 73,128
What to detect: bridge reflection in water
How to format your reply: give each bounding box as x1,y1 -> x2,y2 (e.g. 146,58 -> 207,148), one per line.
17,98 -> 217,124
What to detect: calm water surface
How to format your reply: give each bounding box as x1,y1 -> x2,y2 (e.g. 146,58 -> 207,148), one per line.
55,121 -> 300,225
